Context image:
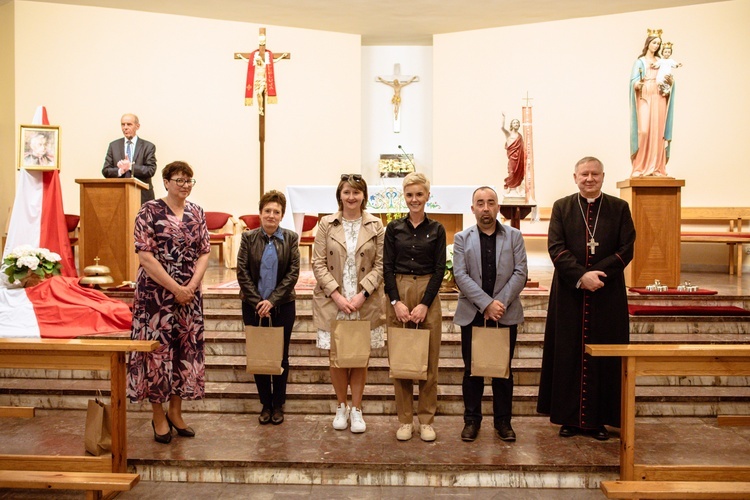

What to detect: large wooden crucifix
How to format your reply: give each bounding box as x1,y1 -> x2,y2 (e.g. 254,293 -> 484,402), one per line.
234,28 -> 291,199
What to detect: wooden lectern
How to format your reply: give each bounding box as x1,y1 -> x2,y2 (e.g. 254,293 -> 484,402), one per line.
617,177 -> 685,287
75,178 -> 146,285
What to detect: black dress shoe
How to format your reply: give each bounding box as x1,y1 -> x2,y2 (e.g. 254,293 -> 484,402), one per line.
165,413 -> 196,437
496,421 -> 516,442
559,425 -> 579,438
259,407 -> 272,425
461,423 -> 479,442
592,426 -> 609,441
151,420 -> 172,444
271,407 -> 284,425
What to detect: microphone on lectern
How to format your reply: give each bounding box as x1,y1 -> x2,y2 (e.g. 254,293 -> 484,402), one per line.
398,145 -> 416,171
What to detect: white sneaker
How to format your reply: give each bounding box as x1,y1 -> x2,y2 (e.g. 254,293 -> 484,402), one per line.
396,423 -> 413,441
420,424 -> 436,442
350,407 -> 366,433
332,403 -> 350,430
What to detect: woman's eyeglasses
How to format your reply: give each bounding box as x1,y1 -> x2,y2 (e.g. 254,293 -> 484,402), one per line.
340,174 -> 362,182
170,178 -> 197,187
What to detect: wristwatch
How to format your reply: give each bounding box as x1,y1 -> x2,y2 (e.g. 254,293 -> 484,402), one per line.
390,299 -> 398,306
363,290 -> 370,298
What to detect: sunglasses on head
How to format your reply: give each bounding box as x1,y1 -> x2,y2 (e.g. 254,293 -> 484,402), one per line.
341,174 -> 363,182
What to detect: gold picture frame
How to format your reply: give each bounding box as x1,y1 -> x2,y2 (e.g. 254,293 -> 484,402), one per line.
18,125 -> 60,170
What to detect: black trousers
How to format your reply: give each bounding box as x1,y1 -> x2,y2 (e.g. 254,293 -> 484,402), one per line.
460,313 -> 518,428
242,300 -> 295,409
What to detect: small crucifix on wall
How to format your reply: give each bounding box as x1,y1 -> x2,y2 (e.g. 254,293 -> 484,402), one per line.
376,63 -> 419,133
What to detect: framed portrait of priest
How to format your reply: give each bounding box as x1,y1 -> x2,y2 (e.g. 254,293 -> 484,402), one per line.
18,125 -> 60,170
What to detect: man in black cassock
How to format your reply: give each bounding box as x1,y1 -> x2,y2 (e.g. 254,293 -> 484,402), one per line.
537,156 -> 636,441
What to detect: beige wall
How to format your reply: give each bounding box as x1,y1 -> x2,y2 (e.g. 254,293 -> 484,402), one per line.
10,1 -> 361,221
0,2 -> 14,237
434,0 -> 750,269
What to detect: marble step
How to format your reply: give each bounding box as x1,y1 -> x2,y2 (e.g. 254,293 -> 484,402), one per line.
7,410 -> 747,490
1,409 -> 619,490
203,309 -> 750,335
203,330 -> 750,357
2,357 -> 747,389
109,289 -> 750,314
1,377 -> 748,417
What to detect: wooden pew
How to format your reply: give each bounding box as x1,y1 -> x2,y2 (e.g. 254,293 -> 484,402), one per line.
586,344 -> 750,483
681,207 -> 750,276
513,206 -> 750,275
0,338 -> 158,475
0,470 -> 139,500
601,480 -> 750,499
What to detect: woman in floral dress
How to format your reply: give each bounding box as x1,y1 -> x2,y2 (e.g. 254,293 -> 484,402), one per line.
127,161 -> 210,444
312,174 -> 385,434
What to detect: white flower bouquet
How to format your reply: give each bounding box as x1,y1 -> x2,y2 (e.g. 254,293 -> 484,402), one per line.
2,245 -> 62,287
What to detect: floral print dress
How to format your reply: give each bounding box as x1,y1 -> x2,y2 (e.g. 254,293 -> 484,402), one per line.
127,199 -> 210,403
316,217 -> 385,349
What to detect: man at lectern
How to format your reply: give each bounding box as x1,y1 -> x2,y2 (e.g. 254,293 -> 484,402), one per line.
102,113 -> 157,204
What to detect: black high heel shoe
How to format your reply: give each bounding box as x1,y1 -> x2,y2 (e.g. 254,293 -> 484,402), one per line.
152,420 -> 172,444
165,412 -> 196,438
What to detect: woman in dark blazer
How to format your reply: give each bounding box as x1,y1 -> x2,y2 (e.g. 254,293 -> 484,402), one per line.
236,190 -> 300,425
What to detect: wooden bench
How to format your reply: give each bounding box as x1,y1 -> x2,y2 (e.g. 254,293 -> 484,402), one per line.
0,470 -> 139,500
0,338 -> 158,474
512,206 -> 750,275
601,480 -> 750,499
586,344 -> 750,482
680,207 -> 750,276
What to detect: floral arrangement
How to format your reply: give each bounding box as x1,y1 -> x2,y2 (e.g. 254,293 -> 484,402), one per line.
2,245 -> 62,287
444,244 -> 454,282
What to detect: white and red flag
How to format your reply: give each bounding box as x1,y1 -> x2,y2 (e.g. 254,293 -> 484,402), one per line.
0,277 -> 132,338
3,106 -> 77,277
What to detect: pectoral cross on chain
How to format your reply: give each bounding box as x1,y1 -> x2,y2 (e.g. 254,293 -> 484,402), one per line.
587,237 -> 599,255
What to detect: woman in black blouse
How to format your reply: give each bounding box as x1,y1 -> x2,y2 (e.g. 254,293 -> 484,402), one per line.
383,172 -> 446,442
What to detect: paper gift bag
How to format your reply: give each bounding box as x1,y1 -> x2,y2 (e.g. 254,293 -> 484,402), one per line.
330,320 -> 371,368
471,324 -> 511,379
84,393 -> 111,456
245,318 -> 284,375
387,325 -> 429,380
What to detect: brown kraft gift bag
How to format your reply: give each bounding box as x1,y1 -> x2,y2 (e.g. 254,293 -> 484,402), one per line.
245,316 -> 284,375
84,391 -> 111,456
471,323 -> 511,379
330,319 -> 371,368
387,323 -> 429,380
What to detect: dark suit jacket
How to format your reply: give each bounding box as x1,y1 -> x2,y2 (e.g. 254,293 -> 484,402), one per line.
101,137 -> 157,204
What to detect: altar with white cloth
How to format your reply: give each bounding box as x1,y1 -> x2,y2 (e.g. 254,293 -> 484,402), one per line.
281,185 -> 477,243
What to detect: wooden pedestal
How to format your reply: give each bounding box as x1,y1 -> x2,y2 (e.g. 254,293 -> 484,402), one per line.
75,178 -> 146,285
617,177 -> 685,287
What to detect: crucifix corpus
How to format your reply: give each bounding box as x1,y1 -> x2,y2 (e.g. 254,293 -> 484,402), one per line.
375,63 -> 419,133
234,28 -> 291,199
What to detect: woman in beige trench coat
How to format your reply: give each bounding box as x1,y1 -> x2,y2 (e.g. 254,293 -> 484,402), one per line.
312,174 -> 385,434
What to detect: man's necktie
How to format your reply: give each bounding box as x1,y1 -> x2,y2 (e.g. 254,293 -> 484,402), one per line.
126,140 -> 133,163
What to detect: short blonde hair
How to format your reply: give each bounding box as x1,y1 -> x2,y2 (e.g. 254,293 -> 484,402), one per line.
403,172 -> 430,192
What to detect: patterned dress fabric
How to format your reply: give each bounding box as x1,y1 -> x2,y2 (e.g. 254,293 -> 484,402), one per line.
317,217 -> 385,349
128,199 -> 210,403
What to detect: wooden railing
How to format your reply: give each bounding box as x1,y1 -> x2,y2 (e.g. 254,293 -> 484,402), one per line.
514,206 -> 750,275
586,344 -> 750,484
